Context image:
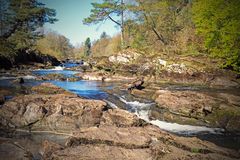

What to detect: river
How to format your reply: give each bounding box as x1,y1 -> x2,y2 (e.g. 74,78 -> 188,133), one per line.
0,63 -> 240,150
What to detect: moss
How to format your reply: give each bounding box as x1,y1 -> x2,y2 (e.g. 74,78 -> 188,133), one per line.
191,148 -> 200,153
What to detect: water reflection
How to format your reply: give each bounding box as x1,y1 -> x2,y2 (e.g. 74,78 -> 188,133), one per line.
50,80 -> 109,99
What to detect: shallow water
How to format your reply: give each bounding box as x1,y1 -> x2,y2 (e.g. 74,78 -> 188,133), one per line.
50,80 -> 110,99
32,68 -> 79,77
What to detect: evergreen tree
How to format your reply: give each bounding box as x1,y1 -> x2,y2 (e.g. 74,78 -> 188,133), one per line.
100,31 -> 108,39
84,37 -> 91,56
0,0 -> 57,52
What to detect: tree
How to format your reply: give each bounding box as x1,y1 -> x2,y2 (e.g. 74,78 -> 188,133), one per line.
84,37 -> 91,56
83,0 -> 126,48
0,0 -> 57,52
192,0 -> 240,71
36,30 -> 73,59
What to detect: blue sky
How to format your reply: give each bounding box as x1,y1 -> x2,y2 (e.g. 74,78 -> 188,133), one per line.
40,0 -> 120,46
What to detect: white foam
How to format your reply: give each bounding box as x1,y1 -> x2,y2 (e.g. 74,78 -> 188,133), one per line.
104,100 -> 118,109
135,110 -> 224,135
119,97 -> 224,135
0,76 -> 16,80
51,66 -> 65,70
22,75 -> 36,79
119,96 -> 154,109
150,119 -> 224,134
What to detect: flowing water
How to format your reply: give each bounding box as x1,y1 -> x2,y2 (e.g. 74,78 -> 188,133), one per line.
1,65 -> 240,150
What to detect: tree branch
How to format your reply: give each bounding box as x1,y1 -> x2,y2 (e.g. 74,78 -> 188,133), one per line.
142,13 -> 167,45
108,15 -> 121,26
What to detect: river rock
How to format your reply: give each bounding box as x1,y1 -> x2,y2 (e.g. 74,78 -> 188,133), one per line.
76,71 -> 108,81
31,82 -> 74,95
154,90 -> 240,132
100,108 -> 146,127
0,93 -> 107,132
155,90 -> 219,116
108,50 -> 140,64
0,84 -> 239,159
45,125 -> 239,160
40,73 -> 67,81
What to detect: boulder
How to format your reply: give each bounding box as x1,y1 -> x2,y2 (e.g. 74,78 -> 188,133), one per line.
166,63 -> 187,74
128,77 -> 144,90
0,93 -> 107,132
100,108 -> 146,127
108,50 -> 140,64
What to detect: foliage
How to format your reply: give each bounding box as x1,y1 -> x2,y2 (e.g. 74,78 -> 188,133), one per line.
91,34 -> 121,57
0,0 -> 57,57
83,0 -> 125,47
36,30 -> 73,59
192,0 -> 240,71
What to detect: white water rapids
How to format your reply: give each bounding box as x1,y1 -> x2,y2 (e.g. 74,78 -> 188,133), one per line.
117,96 -> 224,135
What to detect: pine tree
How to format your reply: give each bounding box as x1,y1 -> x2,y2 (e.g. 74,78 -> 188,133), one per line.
84,37 -> 91,56
100,31 -> 108,39
83,0 -> 126,48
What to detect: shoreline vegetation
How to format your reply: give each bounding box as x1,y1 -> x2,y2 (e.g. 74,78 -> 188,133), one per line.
0,0 -> 240,159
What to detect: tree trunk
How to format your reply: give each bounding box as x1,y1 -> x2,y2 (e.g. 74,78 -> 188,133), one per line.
121,0 -> 124,49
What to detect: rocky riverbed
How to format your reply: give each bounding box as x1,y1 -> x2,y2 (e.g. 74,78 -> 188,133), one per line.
0,82 -> 239,160
0,61 -> 240,159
